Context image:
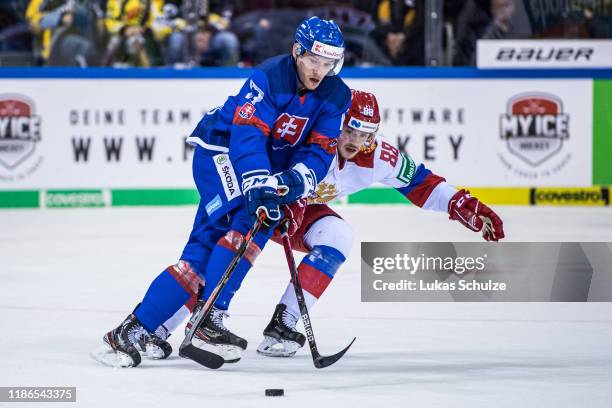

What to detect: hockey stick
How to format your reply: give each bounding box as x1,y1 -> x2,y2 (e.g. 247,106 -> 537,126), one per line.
179,211 -> 266,369
279,220 -> 356,368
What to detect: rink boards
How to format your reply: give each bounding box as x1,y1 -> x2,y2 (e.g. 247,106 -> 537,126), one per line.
0,68 -> 610,207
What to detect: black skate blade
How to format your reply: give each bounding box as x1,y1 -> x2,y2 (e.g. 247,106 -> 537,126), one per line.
179,343 -> 225,369
313,337 -> 356,369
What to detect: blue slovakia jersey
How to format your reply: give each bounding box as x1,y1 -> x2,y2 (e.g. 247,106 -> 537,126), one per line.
188,54 -> 351,184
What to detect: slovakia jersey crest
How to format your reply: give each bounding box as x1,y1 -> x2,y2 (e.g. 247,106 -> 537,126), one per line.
271,113 -> 309,149
239,103 -> 256,119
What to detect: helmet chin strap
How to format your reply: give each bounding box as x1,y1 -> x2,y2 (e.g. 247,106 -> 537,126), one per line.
298,80 -> 307,94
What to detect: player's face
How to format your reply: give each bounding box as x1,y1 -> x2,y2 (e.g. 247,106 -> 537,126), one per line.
338,125 -> 372,160
293,45 -> 336,90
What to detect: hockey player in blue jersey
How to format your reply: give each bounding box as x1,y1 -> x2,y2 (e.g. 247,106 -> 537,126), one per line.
98,16 -> 352,368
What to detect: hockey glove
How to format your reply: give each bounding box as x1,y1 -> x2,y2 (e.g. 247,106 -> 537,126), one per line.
274,198 -> 307,237
275,163 -> 316,204
448,189 -> 505,241
242,171 -> 282,227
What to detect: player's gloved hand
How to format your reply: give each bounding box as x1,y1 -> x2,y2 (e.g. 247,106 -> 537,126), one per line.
274,198 -> 307,237
448,189 -> 505,241
275,163 -> 316,204
241,171 -> 282,227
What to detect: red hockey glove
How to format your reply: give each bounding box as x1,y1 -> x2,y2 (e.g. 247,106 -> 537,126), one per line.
448,189 -> 505,241
274,198 -> 307,237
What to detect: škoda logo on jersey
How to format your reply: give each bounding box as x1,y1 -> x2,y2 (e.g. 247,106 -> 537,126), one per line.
499,93 -> 569,167
0,95 -> 42,174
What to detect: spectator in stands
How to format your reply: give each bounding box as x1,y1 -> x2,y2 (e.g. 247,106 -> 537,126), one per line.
153,2 -> 187,65
192,14 -> 240,67
26,0 -> 105,66
0,1 -> 33,56
147,1 -> 240,67
451,0 -> 612,66
308,5 -> 389,66
233,9 -> 303,66
370,0 -> 426,65
369,23 -> 414,65
585,1 -> 612,38
452,0 -> 515,66
103,0 -> 167,67
233,4 -> 382,67
376,0 -> 417,28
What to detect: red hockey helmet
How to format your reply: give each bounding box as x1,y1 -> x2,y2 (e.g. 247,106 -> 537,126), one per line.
345,90 -> 380,134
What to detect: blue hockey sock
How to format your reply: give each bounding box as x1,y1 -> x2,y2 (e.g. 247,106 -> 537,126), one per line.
202,230 -> 265,310
135,261 -> 203,332
202,216 -> 274,309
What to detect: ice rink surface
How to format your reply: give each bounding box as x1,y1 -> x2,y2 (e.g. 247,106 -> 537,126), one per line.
1,205 -> 612,407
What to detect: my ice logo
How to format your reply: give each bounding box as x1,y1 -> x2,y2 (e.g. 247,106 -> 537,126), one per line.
499,93 -> 569,167
0,95 -> 42,170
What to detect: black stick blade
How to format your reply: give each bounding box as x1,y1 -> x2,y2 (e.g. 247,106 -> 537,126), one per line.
313,337 -> 356,369
179,343 -> 225,369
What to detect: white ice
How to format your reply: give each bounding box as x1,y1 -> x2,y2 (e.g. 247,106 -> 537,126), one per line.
1,205 -> 611,407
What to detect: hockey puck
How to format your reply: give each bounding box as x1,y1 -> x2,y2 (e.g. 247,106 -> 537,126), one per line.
265,389 -> 284,397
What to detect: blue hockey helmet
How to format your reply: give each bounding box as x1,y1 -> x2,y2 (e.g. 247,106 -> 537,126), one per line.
294,16 -> 345,76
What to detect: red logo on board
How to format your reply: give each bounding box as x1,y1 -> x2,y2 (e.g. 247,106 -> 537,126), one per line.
0,95 -> 42,170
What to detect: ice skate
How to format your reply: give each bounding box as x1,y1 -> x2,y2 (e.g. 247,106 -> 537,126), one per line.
92,314 -> 172,367
186,301 -> 247,363
257,304 -> 306,357
135,325 -> 173,360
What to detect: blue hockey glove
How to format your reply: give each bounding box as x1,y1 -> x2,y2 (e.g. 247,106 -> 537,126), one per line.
242,171 -> 282,226
274,163 -> 316,204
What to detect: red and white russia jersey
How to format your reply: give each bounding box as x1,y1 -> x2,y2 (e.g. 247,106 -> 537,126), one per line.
308,135 -> 456,211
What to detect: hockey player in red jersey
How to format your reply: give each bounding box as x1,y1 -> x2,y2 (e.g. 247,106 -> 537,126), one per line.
256,89 -> 505,356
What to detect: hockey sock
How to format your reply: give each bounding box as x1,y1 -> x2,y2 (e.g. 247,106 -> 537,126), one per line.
202,229 -> 267,310
156,294 -> 197,334
134,261 -> 203,333
280,245 -> 345,319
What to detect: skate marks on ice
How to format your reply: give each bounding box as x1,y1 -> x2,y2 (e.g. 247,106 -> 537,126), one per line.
2,207 -> 612,407
138,347 -> 612,403
82,344 -> 612,402
89,341 -> 170,368
88,348 -> 181,369
241,347 -> 612,380
90,346 -> 133,368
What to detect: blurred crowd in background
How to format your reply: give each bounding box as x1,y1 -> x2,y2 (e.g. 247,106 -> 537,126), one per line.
0,0 -> 610,68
